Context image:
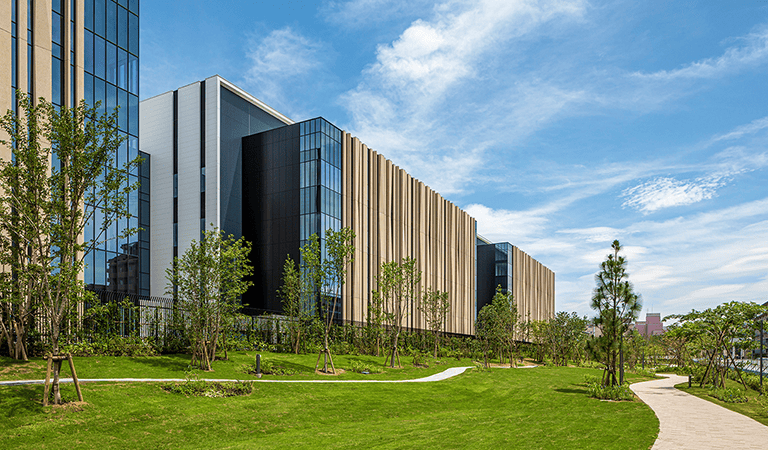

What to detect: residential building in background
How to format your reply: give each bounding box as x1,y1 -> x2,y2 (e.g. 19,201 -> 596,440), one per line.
0,0 -> 149,296
634,312 -> 665,337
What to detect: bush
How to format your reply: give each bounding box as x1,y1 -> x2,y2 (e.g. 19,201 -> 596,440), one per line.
586,381 -> 635,401
346,360 -> 384,374
243,358 -> 299,376
708,387 -> 748,403
163,379 -> 253,397
631,366 -> 657,378
61,335 -> 159,357
583,374 -> 601,385
412,351 -> 429,367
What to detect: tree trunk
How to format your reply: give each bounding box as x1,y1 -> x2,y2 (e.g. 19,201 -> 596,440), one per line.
294,328 -> 301,354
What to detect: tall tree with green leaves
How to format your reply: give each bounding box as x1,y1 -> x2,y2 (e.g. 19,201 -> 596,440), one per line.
667,301 -> 768,390
316,227 -> 355,374
590,240 -> 642,386
165,227 -> 253,371
419,288 -> 450,358
0,94 -> 138,403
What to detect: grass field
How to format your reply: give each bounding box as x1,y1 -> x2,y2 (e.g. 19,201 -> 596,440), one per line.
0,354 -> 659,449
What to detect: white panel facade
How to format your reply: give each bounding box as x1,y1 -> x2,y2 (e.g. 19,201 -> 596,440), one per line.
176,83 -> 202,259
140,92 -> 174,298
204,76 -> 220,230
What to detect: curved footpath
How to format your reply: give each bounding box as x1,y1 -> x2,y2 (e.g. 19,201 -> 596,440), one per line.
631,374 -> 768,450
0,366 -> 474,386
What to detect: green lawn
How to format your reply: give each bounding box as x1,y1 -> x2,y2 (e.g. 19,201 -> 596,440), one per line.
0,355 -> 659,449
0,352 -> 479,382
675,378 -> 768,426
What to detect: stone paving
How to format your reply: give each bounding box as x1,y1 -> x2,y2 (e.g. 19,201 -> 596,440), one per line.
631,374 -> 768,450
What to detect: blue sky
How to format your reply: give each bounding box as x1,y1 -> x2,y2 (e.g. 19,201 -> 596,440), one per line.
140,0 -> 768,319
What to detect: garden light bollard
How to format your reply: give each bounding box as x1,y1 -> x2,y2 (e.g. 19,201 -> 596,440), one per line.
688,374 -> 692,388
256,354 -> 262,379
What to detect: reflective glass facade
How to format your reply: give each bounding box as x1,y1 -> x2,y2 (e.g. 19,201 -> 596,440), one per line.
81,0 -> 146,296
242,117 -> 343,318
219,86 -> 287,239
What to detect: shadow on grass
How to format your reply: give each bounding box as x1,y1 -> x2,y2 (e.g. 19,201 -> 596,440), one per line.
128,353 -> 191,373
555,387 -> 588,395
1,356 -> 31,366
0,386 -> 45,418
269,360 -> 315,373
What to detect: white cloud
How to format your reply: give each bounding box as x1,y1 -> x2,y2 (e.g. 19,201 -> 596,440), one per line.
340,0 -> 588,194
713,116 -> 768,142
242,27 -> 330,116
621,175 -> 726,214
630,27 -> 768,81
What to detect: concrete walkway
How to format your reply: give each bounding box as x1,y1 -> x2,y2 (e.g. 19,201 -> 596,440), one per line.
0,366 -> 474,386
631,374 -> 768,450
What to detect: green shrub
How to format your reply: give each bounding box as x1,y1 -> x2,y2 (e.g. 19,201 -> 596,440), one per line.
163,379 -> 253,397
631,367 -> 657,378
61,335 -> 159,357
583,374 -> 601,385
346,360 -> 384,374
412,351 -> 429,367
708,387 -> 748,403
586,382 -> 634,401
243,358 -> 299,376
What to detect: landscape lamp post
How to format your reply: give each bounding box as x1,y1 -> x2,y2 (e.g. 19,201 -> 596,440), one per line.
760,318 -> 765,390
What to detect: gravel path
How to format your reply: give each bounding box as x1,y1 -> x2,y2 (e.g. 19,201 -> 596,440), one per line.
631,374 -> 768,450
0,366 -> 474,386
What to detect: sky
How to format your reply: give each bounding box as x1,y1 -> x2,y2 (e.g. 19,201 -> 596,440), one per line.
139,0 -> 768,320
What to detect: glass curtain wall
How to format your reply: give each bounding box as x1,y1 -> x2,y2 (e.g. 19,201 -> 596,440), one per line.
299,118 -> 343,320
81,0 -> 146,295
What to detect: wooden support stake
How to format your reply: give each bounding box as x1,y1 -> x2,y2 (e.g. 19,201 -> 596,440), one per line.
43,353 -> 52,406
67,353 -> 83,402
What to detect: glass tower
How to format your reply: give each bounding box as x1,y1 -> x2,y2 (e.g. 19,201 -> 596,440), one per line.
3,1 -> 146,296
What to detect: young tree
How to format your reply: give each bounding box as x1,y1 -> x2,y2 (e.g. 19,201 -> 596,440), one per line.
476,302 -> 498,368
546,312 -> 590,366
492,287 -> 519,367
590,240 -> 641,386
278,255 -> 303,354
367,290 -> 386,356
0,94 -> 138,404
165,227 -> 253,371
316,227 -> 355,374
377,257 -> 422,368
419,288 -> 450,358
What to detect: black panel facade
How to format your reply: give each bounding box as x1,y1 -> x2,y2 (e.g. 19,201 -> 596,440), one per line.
476,241 -> 513,312
242,124 -> 302,312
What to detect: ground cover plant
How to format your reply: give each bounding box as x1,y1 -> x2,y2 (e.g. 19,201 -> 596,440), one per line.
0,365 -> 657,449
